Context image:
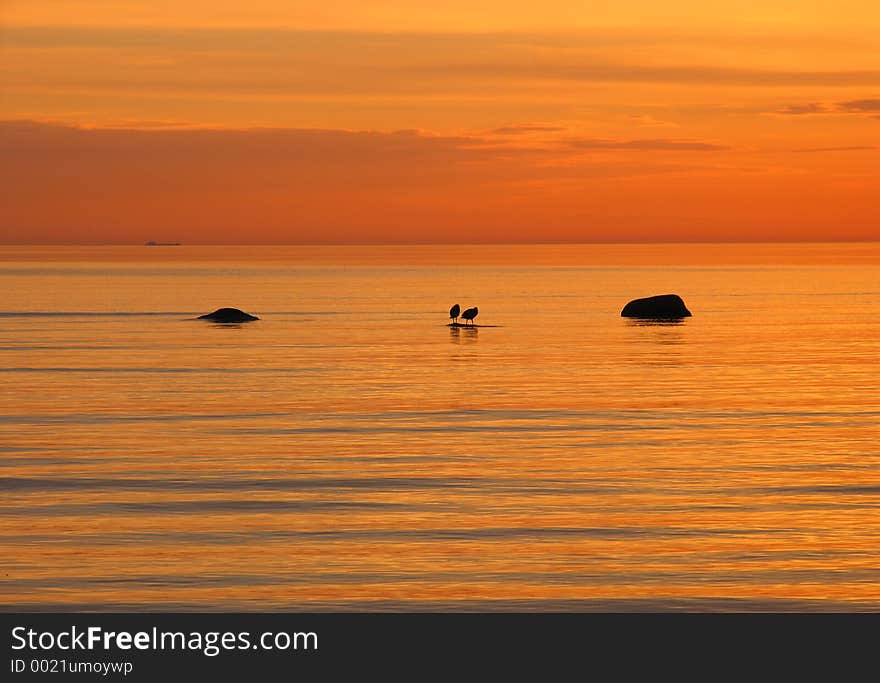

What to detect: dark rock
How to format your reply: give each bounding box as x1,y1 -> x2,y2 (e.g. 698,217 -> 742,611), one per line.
197,307 -> 260,323
621,294 -> 691,319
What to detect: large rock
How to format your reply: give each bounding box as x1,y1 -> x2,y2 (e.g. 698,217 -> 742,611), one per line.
621,294 -> 691,319
197,307 -> 260,323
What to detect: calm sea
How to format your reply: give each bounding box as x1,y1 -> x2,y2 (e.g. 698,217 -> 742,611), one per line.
2,243 -> 879,611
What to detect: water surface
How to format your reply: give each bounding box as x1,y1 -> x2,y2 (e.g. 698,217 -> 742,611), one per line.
2,244 -> 879,611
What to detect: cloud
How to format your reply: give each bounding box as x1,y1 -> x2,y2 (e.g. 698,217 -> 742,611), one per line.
492,124 -> 567,135
0,120 -> 536,175
0,120 -> 728,158
85,119 -> 199,130
793,145 -> 876,152
3,26 -> 873,52
1,120 -> 737,243
411,64 -> 880,88
624,114 -> 677,128
836,98 -> 880,112
774,98 -> 880,117
775,103 -> 832,115
5,120 -> 877,245
6,25 -> 880,105
566,138 -> 729,151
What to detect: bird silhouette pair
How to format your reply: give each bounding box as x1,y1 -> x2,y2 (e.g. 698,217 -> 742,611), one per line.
449,303 -> 478,325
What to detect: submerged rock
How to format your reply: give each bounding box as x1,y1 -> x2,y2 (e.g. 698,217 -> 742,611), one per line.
621,294 -> 691,319
197,307 -> 260,323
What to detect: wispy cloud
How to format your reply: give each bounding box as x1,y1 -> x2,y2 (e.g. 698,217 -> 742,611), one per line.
774,98 -> 880,117
411,64 -> 880,88
837,98 -> 880,114
566,138 -> 729,151
4,26 -> 875,52
624,114 -> 678,128
775,103 -> 832,115
491,124 -> 567,135
5,25 -> 880,104
793,145 -> 876,152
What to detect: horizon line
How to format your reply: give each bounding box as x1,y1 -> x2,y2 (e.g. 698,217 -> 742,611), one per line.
4,240 -> 880,247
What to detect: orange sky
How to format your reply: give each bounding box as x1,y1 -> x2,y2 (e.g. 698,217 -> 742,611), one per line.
1,1 -> 878,243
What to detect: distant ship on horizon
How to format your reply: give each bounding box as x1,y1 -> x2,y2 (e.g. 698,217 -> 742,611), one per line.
144,241 -> 182,246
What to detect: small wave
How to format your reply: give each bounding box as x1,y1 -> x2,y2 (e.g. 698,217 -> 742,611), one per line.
0,499 -> 414,516
0,310 -> 343,318
0,367 -> 323,375
0,412 -> 286,426
7,567 -> 880,592
5,597 -> 878,612
0,311 -> 192,318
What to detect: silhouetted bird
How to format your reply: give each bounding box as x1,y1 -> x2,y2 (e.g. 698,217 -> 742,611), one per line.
449,303 -> 461,324
461,306 -> 478,325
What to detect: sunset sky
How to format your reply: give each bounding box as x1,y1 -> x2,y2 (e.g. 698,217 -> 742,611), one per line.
2,1 -> 878,243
